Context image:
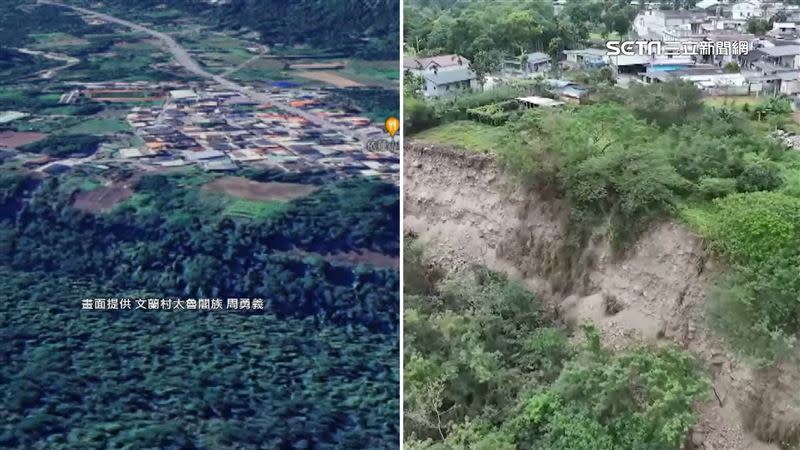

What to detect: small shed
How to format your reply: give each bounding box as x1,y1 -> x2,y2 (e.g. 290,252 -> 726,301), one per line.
515,96 -> 565,108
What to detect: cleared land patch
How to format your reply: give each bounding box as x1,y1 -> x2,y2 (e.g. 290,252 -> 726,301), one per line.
73,182 -> 134,213
202,176 -> 317,201
293,70 -> 364,88
290,61 -> 346,70
0,131 -> 47,148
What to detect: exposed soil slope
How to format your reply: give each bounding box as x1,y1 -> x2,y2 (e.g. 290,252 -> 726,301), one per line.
404,142 -> 800,450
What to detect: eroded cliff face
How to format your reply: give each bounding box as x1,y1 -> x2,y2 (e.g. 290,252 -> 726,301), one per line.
404,142 -> 795,450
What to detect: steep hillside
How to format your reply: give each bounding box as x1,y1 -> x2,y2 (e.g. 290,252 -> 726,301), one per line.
61,0 -> 399,59
404,142 -> 800,450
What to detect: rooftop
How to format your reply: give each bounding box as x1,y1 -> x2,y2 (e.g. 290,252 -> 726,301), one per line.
761,45 -> 800,57
422,68 -> 476,85
661,10 -> 708,20
564,48 -> 607,56
515,96 -> 565,107
404,54 -> 470,70
527,52 -> 550,62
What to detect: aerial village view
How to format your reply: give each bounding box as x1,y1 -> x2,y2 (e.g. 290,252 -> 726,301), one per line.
1,2 -> 399,186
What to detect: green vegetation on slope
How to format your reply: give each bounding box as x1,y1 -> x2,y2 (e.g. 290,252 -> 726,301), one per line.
403,242 -> 709,450
67,0 -> 399,60
414,121 -> 504,153
404,0 -> 583,61
409,79 -> 800,365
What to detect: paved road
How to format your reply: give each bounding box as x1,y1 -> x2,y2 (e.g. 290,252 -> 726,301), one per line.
38,0 -> 375,142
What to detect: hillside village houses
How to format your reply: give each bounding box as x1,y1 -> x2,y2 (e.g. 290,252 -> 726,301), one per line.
403,54 -> 478,97
602,0 -> 800,96
409,0 -> 800,98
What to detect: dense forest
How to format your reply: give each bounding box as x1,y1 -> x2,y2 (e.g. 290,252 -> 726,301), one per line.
0,169 -> 400,448
0,2 -> 115,48
218,0 -> 399,59
2,170 -> 399,331
403,242 -> 709,449
62,0 -> 400,60
404,0 -> 635,63
0,269 -> 398,449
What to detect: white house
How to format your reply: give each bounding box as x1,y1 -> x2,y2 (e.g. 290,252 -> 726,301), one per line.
403,54 -> 478,97
732,0 -> 762,20
771,22 -> 798,35
760,44 -> 800,69
633,10 -> 709,40
696,0 -> 722,10
503,52 -> 551,74
563,48 -> 608,66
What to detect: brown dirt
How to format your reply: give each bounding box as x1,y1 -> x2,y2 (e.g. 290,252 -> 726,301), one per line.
0,131 -> 46,148
293,70 -> 364,88
73,183 -> 134,213
289,62 -> 346,70
202,176 -> 316,201
404,141 -> 800,450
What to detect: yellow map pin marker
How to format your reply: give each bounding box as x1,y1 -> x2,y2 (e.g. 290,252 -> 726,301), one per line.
385,116 -> 399,138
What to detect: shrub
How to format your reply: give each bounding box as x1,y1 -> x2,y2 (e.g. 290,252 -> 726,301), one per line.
706,192 -> 800,362
507,328 -> 708,450
736,157 -> 784,193
723,62 -> 741,73
708,192 -> 800,264
405,96 -> 440,134
19,134 -> 104,157
626,80 -> 703,128
751,97 -> 793,121
697,177 -> 737,200
708,271 -> 798,365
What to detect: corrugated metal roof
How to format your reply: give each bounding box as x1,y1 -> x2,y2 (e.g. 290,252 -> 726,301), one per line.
423,68 -> 476,85
762,45 -> 800,57
404,54 -> 470,70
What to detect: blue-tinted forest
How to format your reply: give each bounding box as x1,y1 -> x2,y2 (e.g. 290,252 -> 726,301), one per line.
0,170 -> 399,449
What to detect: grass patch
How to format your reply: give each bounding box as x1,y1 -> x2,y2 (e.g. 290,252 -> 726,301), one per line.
414,120 -> 507,153
703,96 -> 768,109
223,199 -> 288,220
678,201 -> 718,235
339,59 -> 399,87
65,119 -> 130,135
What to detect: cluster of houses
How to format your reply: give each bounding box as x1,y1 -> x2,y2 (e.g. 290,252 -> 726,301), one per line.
405,0 -> 800,98
121,84 -> 398,183
620,1 -> 800,95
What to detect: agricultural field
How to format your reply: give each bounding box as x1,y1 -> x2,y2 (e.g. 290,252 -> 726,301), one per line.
29,32 -> 88,49
202,176 -> 317,202
293,70 -> 364,88
73,183 -> 135,213
57,40 -> 178,82
181,32 -> 259,73
223,198 -> 289,220
65,118 -> 130,135
0,131 -> 46,148
338,59 -> 400,88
